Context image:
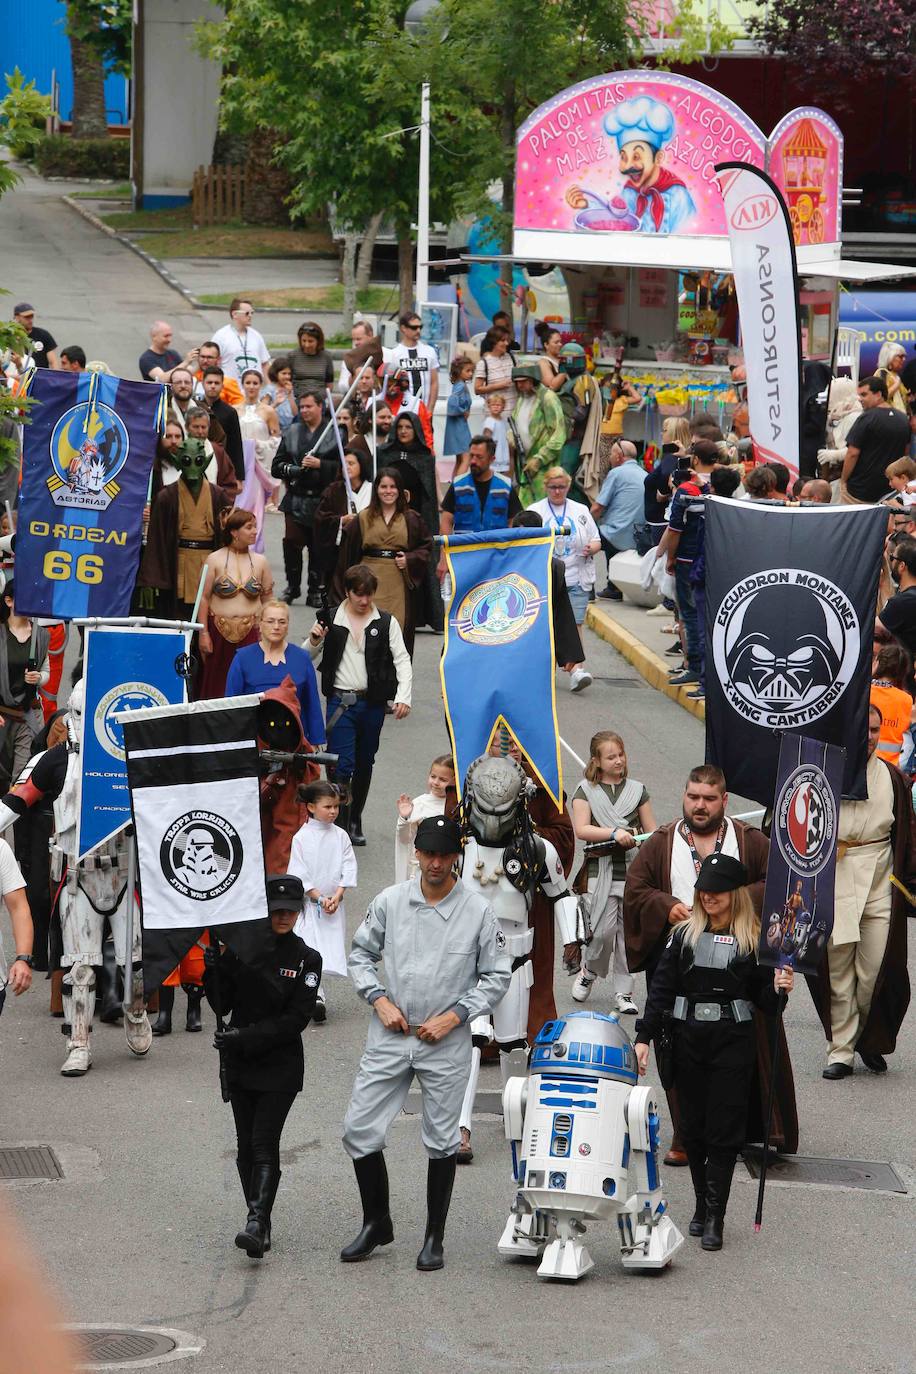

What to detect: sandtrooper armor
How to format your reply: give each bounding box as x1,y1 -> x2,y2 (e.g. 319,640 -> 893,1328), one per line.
457,755 -> 579,1136
0,681 -> 152,1075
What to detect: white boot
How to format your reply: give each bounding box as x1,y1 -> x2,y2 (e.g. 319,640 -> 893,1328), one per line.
61,978 -> 95,1077
125,1007 -> 153,1056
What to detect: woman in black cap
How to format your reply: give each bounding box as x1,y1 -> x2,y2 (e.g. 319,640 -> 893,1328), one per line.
204,873 -> 322,1259
634,852 -> 793,1252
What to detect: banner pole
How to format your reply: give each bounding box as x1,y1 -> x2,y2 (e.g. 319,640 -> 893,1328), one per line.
753,988 -> 787,1231
559,735 -> 586,770
209,926 -> 231,1105
190,563 -> 209,629
122,826 -> 138,1015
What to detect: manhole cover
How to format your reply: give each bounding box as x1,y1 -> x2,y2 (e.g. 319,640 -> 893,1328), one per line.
79,1331 -> 176,1366
0,1145 -> 62,1180
744,1152 -> 907,1193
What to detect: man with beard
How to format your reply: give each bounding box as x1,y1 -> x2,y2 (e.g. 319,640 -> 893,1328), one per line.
814,704 -> 912,1079
624,764 -> 798,1163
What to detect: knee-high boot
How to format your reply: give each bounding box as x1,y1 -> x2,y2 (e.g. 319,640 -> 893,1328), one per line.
686,1146 -> 707,1236
281,541 -> 302,603
417,1153 -> 457,1271
340,1151 -> 394,1262
348,768 -> 372,846
183,983 -> 204,1032
235,1163 -> 280,1259
702,1153 -> 736,1252
152,985 -> 174,1036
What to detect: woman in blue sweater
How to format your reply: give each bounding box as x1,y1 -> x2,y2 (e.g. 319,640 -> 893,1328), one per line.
226,600 -> 325,745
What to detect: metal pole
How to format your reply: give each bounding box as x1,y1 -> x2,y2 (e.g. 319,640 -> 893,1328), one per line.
122,827 -> 138,1014
754,990 -> 788,1231
416,81 -> 431,308
559,736 -> 586,770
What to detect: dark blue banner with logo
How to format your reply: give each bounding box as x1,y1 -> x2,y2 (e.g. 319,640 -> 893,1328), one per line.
704,499 -> 887,803
760,733 -> 844,974
440,527 -> 562,808
16,368 -> 167,619
77,625 -> 188,860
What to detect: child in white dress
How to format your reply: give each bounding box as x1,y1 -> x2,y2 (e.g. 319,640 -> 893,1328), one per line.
289,781 -> 358,1023
394,754 -> 455,883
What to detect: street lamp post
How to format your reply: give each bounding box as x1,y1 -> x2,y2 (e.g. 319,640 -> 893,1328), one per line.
404,0 -> 439,310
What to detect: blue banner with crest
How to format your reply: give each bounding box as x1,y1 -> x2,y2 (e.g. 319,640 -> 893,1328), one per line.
77,625 -> 189,860
15,368 -> 167,619
440,528 -> 562,808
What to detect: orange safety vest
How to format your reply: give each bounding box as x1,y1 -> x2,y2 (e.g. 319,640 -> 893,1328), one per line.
870,681 -> 912,764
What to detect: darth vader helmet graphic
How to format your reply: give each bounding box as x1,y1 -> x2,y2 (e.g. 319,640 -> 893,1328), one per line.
725,583 -> 843,710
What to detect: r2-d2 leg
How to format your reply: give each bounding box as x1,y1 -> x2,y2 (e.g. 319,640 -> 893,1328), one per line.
618,1086 -> 684,1270
497,1076 -> 554,1261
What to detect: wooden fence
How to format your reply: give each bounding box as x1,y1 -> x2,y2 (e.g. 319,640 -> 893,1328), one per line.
191,164 -> 249,226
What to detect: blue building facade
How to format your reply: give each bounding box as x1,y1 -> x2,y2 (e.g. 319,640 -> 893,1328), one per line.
1,0 -> 129,125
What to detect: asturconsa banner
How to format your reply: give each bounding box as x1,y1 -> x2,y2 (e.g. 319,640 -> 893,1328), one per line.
514,71 -> 842,261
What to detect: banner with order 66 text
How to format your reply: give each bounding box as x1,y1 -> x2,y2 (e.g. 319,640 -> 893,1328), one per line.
15,368 -> 166,619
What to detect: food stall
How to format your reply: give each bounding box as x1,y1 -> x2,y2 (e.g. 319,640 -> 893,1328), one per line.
455,71 -> 916,441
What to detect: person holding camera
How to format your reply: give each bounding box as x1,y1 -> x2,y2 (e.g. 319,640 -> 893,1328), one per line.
204,873 -> 322,1260
635,853 -> 794,1252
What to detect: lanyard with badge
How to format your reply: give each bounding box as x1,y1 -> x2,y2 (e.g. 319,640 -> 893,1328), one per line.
232,329 -> 259,373
678,820 -> 726,876
548,501 -> 569,557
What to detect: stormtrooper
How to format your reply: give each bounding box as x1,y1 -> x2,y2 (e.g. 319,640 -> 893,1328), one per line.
499,1009 -> 684,1280
0,680 -> 152,1075
457,753 -> 579,1157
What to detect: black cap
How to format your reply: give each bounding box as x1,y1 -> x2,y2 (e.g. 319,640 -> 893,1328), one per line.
414,815 -> 462,854
13,303 -> 34,315
695,853 -> 748,893
266,872 -> 305,912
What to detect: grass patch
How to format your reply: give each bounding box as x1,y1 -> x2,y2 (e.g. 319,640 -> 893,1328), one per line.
70,182 -> 132,200
198,285 -> 396,311
100,206 -> 336,259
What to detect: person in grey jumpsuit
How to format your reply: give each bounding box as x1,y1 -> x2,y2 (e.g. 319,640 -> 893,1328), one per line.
341,815 -> 511,1271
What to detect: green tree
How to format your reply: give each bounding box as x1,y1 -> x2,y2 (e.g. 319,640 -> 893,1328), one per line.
65,0 -> 132,139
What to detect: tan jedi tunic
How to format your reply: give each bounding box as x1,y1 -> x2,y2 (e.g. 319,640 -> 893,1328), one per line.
359,509 -> 408,630
176,482 -> 215,606
832,752 -> 894,947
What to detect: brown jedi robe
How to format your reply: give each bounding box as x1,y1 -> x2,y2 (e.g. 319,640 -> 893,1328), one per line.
334,507 -> 431,656
138,481 -> 232,596
526,783 -> 576,1044
624,819 -> 799,1153
808,757 -> 912,1056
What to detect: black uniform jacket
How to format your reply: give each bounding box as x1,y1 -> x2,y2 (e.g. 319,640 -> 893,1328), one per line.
204,928 -> 321,1093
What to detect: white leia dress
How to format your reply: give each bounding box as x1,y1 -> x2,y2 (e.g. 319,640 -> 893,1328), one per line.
289,818 -> 358,978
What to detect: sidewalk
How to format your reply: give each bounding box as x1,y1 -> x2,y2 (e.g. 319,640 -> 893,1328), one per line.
586,597 -> 706,723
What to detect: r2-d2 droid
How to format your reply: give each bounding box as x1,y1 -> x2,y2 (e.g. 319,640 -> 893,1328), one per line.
499,1010 -> 683,1280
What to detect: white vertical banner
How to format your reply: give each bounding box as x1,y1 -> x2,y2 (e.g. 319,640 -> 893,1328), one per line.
716,162 -> 802,478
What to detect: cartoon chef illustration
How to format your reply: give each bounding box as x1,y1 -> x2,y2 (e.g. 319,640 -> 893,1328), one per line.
565,95 -> 696,234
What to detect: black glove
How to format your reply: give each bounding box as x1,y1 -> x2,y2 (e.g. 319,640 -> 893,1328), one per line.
213,1027 -> 242,1051
203,944 -> 219,971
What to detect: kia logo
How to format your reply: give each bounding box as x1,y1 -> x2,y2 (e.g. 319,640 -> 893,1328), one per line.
730,194 -> 778,230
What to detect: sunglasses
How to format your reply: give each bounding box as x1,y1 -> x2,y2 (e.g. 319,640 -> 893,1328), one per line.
404,322 -> 421,330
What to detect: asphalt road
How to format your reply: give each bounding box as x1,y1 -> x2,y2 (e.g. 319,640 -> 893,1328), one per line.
1,172 -> 915,1374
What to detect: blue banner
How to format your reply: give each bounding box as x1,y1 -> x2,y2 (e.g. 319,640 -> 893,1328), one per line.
440,527 -> 562,807
759,733 -> 845,975
16,368 -> 167,619
78,626 -> 188,860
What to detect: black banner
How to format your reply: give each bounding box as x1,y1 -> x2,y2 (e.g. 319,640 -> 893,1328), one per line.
704,499 -> 887,803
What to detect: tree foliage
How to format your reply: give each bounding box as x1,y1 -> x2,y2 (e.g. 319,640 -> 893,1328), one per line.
747,0 -> 916,103
65,0 -> 132,77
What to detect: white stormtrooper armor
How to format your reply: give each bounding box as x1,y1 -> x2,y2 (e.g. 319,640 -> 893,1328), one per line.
0,680 -> 152,1075
499,1010 -> 684,1280
457,755 -> 579,1137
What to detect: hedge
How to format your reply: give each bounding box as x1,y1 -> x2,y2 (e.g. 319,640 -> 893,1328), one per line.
35,135 -> 129,180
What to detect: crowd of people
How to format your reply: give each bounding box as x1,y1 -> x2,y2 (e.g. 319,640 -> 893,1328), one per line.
0,295 -> 912,1278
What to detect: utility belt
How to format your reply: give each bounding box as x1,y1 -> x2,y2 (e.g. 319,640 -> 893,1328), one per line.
332,689 -> 369,704
178,539 -> 212,550
836,836 -> 892,861
363,547 -> 398,560
0,703 -> 26,720
673,996 -> 754,1024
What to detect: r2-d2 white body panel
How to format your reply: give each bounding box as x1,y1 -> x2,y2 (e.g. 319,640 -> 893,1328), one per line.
499,1010 -> 684,1281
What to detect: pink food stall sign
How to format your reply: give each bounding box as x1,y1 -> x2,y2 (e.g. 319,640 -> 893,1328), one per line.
766,108 -> 843,249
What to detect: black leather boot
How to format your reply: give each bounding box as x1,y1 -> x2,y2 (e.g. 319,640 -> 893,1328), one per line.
281,540 -> 302,603
701,1154 -> 735,1252
417,1153 -> 457,1271
686,1146 -> 707,1237
98,940 -> 124,1024
340,1151 -> 394,1262
152,985 -> 174,1036
183,984 -> 204,1032
348,769 -> 372,847
235,1163 -> 280,1259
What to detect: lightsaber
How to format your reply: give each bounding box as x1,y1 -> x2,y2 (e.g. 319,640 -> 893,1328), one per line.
584,807 -> 766,852
191,562 -> 209,628
309,358 -> 373,456
326,386 -> 356,511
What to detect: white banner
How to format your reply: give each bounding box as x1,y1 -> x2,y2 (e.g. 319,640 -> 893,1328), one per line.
716,162 -> 802,478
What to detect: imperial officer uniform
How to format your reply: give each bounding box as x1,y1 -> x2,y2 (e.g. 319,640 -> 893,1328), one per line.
204,873 -> 321,1259
341,815 -> 510,1268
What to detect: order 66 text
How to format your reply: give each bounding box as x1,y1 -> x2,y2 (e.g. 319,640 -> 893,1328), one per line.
42,551 -> 104,584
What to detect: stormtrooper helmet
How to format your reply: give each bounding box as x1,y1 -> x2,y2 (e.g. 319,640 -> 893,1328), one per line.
66,678 -> 85,749
464,754 -> 526,847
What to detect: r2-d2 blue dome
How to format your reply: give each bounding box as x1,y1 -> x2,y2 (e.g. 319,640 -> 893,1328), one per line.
530,1010 -> 638,1085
